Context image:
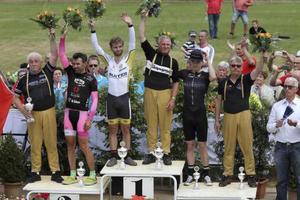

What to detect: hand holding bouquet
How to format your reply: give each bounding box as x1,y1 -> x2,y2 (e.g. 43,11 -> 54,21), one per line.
84,0 -> 106,20
62,7 -> 83,33
136,0 -> 161,17
250,32 -> 273,53
30,11 -> 59,29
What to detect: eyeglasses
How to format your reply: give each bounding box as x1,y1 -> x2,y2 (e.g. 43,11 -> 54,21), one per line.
89,64 -> 98,68
231,64 -> 242,68
283,85 -> 296,90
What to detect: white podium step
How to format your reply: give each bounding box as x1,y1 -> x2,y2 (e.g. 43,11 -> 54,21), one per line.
177,182 -> 257,200
23,176 -> 110,200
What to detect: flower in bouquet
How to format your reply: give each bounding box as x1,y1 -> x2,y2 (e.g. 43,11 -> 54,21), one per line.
84,0 -> 106,20
249,93 -> 263,111
62,7 -> 83,32
250,32 -> 273,53
30,11 -> 59,29
136,0 -> 161,17
154,31 -> 176,48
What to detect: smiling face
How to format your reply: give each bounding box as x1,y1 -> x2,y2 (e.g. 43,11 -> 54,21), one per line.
158,36 -> 172,55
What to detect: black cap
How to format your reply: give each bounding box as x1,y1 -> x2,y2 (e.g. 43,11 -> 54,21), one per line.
189,49 -> 203,61
189,30 -> 197,37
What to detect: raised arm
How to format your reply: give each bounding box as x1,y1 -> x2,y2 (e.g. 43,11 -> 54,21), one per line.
89,20 -> 106,56
121,13 -> 135,52
205,54 -> 217,81
48,28 -> 58,67
139,12 -> 147,43
58,29 -> 69,68
250,52 -> 263,80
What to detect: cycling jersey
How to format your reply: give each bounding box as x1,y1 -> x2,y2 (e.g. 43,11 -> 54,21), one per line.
65,66 -> 98,111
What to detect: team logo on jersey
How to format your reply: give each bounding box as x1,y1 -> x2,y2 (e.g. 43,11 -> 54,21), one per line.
74,78 -> 85,86
109,72 -> 128,79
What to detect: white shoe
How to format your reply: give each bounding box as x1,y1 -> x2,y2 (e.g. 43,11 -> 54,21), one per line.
204,175 -> 213,186
184,175 -> 193,186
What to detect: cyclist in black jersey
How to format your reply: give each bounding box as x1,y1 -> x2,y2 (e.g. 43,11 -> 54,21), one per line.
177,49 -> 216,186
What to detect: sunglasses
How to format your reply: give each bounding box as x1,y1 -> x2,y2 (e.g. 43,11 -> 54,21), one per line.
89,64 -> 98,68
231,64 -> 242,68
283,85 -> 296,90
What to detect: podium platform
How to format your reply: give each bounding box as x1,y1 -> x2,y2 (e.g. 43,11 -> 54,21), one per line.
100,160 -> 185,200
23,176 -> 110,200
176,182 -> 257,200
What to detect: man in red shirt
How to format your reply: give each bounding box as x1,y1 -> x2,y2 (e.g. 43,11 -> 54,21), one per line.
229,0 -> 253,37
234,40 -> 256,74
205,0 -> 224,39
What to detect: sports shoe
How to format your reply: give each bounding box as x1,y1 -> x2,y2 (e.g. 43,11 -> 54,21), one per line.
247,176 -> 257,188
83,177 -> 97,186
51,171 -> 64,183
125,156 -> 137,166
219,175 -> 231,187
106,157 -> 117,167
62,176 -> 77,185
27,172 -> 41,183
204,175 -> 213,186
142,154 -> 156,165
183,175 -> 194,186
163,154 -> 172,165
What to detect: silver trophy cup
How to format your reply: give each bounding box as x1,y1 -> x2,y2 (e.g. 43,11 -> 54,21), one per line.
193,166 -> 200,190
24,97 -> 35,123
238,166 -> 245,189
118,141 -> 127,169
154,142 -> 164,169
77,161 -> 86,187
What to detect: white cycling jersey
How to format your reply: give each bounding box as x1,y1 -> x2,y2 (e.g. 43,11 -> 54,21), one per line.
91,26 -> 135,97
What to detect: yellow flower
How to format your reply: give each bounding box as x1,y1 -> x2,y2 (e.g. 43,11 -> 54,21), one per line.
266,32 -> 272,38
67,7 -> 73,12
97,0 -> 102,3
44,11 -> 48,16
166,32 -> 171,36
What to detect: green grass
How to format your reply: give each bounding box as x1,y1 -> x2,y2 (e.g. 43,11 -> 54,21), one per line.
0,1 -> 300,76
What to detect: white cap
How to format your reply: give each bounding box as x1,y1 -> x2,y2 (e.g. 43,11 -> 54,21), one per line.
296,50 -> 300,57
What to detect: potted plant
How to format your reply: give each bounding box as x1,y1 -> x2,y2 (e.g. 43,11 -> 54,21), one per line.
0,134 -> 26,199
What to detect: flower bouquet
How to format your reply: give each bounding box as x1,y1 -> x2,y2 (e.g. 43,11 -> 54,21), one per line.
205,84 -> 218,118
84,0 -> 106,20
136,0 -> 161,17
250,32 -> 273,53
62,7 -> 83,32
154,31 -> 176,48
249,93 -> 263,112
30,11 -> 59,29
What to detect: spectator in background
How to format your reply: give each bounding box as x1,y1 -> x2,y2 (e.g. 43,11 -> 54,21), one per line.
196,29 -> 215,66
267,77 -> 300,200
249,19 -> 266,36
216,61 -> 229,80
234,38 -> 256,74
205,0 -> 224,39
181,30 -> 197,61
229,0 -> 253,37
251,71 -> 275,106
87,55 -> 108,89
53,67 -> 67,110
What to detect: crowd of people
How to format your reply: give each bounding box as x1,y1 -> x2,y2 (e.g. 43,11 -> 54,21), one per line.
1,1 -> 300,199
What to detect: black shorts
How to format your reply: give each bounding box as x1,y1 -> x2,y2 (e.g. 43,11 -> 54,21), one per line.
183,109 -> 208,141
106,93 -> 131,124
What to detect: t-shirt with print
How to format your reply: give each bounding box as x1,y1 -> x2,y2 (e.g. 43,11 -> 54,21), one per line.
14,62 -> 55,111
65,66 -> 97,111
141,40 -> 179,90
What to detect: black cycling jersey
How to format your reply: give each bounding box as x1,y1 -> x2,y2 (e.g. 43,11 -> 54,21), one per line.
65,65 -> 97,111
177,69 -> 210,111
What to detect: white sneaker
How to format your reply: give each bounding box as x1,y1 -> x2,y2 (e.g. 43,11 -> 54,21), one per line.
184,175 -> 193,186
204,175 -> 213,186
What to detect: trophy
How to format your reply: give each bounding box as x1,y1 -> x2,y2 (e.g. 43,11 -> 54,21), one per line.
154,142 -> 164,169
118,141 -> 127,169
238,166 -> 245,189
193,166 -> 200,190
77,161 -> 86,187
24,97 -> 34,123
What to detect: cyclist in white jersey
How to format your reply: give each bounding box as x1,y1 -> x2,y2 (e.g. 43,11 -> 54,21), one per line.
90,13 -> 137,167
